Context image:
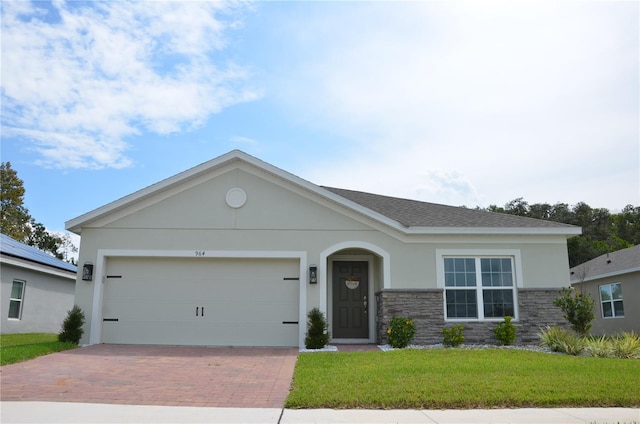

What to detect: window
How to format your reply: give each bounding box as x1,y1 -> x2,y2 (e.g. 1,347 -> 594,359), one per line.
8,280 -> 25,319
600,283 -> 624,318
444,257 -> 516,320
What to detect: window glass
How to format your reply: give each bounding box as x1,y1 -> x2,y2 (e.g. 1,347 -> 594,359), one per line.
8,281 -> 25,319
444,257 -> 516,320
600,283 -> 623,318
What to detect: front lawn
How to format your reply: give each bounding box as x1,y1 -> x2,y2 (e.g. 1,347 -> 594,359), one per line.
0,333 -> 77,365
285,348 -> 640,409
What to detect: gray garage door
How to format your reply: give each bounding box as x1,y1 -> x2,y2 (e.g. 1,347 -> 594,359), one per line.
101,257 -> 300,346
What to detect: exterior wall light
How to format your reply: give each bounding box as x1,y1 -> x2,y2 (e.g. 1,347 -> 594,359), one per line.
82,263 -> 94,281
309,265 -> 318,284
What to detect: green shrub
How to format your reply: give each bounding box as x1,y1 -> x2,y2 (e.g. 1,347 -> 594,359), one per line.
386,317 -> 416,348
442,325 -> 465,347
610,331 -> 640,359
58,305 -> 85,345
304,307 -> 329,349
584,335 -> 612,358
493,316 -> 516,346
538,325 -> 584,355
553,287 -> 594,336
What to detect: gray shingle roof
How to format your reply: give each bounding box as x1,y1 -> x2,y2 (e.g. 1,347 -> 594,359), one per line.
570,244 -> 640,282
323,187 -> 580,229
0,234 -> 77,273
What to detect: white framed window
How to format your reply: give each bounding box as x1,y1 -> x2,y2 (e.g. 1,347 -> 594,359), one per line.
437,250 -> 522,321
8,280 -> 25,320
599,283 -> 624,318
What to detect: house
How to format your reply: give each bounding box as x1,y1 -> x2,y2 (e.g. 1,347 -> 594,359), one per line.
1,234 -> 77,334
66,150 -> 580,348
570,245 -> 639,336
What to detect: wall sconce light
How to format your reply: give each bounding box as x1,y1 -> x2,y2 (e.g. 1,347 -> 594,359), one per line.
82,263 -> 94,281
309,265 -> 318,284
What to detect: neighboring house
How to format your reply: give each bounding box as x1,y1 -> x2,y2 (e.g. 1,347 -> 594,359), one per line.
66,150 -> 580,348
570,245 -> 639,336
1,234 -> 76,334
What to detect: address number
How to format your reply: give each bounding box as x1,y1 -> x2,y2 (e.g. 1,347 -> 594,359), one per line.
195,250 -> 206,257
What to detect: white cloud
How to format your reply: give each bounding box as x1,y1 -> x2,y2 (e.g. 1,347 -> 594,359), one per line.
1,0 -> 260,169
280,1 -> 638,208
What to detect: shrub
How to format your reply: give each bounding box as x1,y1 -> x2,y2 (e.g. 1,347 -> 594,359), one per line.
386,317 -> 416,348
552,287 -> 594,336
58,305 -> 85,345
442,325 -> 465,347
584,335 -> 612,358
538,325 -> 584,355
610,331 -> 640,359
493,316 -> 516,346
304,307 -> 329,349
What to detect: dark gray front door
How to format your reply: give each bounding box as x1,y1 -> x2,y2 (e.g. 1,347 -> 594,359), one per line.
332,261 -> 369,339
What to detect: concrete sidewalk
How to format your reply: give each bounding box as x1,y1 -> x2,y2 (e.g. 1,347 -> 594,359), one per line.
1,402 -> 638,424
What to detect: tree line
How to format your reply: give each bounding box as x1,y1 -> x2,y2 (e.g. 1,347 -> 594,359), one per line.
483,198 -> 639,267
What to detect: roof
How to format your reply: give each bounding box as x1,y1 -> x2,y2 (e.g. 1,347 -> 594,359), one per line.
570,244 -> 640,283
0,234 -> 77,273
66,149 -> 581,237
323,187 -> 579,229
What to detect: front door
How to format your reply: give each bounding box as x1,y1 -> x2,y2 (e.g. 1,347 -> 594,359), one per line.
332,261 -> 369,339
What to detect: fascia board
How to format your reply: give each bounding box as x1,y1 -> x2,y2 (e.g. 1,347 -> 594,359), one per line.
0,256 -> 77,280
405,226 -> 583,236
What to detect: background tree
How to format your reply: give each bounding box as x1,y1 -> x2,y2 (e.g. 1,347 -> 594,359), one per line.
484,198 -> 638,267
1,162 -> 76,261
1,162 -> 31,241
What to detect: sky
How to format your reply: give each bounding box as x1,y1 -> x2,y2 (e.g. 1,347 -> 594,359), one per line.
1,0 -> 639,248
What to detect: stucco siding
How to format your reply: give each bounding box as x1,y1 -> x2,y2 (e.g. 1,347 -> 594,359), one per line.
1,263 -> 75,334
574,270 -> 639,335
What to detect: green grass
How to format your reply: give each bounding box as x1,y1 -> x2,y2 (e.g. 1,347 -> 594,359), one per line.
285,349 -> 640,409
1,333 -> 77,365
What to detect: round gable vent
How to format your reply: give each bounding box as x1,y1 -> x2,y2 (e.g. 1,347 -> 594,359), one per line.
226,188 -> 247,208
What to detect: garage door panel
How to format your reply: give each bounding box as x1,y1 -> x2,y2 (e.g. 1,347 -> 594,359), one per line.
102,257 -> 300,346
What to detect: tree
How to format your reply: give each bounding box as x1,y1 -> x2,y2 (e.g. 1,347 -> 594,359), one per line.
1,162 -> 75,260
1,162 -> 31,241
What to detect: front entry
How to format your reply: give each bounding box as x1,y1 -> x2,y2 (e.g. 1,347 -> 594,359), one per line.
332,261 -> 369,339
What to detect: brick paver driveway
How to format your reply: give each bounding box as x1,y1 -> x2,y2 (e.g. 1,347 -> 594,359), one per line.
0,344 -> 298,408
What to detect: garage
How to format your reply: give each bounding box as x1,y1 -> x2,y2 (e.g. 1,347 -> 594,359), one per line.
100,257 -> 300,347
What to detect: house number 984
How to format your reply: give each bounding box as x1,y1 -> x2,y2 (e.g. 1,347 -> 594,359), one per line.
195,250 -> 206,257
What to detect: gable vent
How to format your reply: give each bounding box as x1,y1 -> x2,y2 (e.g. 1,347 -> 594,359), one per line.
226,188 -> 247,208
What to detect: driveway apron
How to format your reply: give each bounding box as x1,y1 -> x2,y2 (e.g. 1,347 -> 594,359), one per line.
0,345 -> 298,408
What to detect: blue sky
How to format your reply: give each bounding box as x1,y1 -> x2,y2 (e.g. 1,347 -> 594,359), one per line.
1,1 -> 638,247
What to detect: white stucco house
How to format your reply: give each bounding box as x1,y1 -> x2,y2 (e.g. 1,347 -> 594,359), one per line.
1,234 -> 77,334
66,150 -> 581,348
570,245 -> 639,336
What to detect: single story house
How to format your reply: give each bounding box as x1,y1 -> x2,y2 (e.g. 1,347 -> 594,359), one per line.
1,234 -> 77,334
66,150 -> 580,348
570,244 -> 639,336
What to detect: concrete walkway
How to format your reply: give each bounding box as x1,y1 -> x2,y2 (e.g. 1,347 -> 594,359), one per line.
1,402 -> 638,423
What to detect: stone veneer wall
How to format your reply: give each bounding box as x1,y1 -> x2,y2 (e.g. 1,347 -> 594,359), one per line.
376,288 -> 568,345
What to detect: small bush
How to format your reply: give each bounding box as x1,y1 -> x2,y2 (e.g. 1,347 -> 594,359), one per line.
305,307 -> 329,349
386,317 -> 416,348
610,331 -> 640,359
442,325 -> 465,347
538,325 -> 584,355
58,305 -> 85,345
584,335 -> 612,358
493,316 -> 516,346
553,287 -> 594,337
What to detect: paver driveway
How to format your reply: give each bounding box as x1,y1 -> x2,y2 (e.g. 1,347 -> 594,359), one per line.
0,344 -> 298,408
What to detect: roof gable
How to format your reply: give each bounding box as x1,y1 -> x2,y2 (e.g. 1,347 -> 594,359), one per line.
66,150 -> 581,237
